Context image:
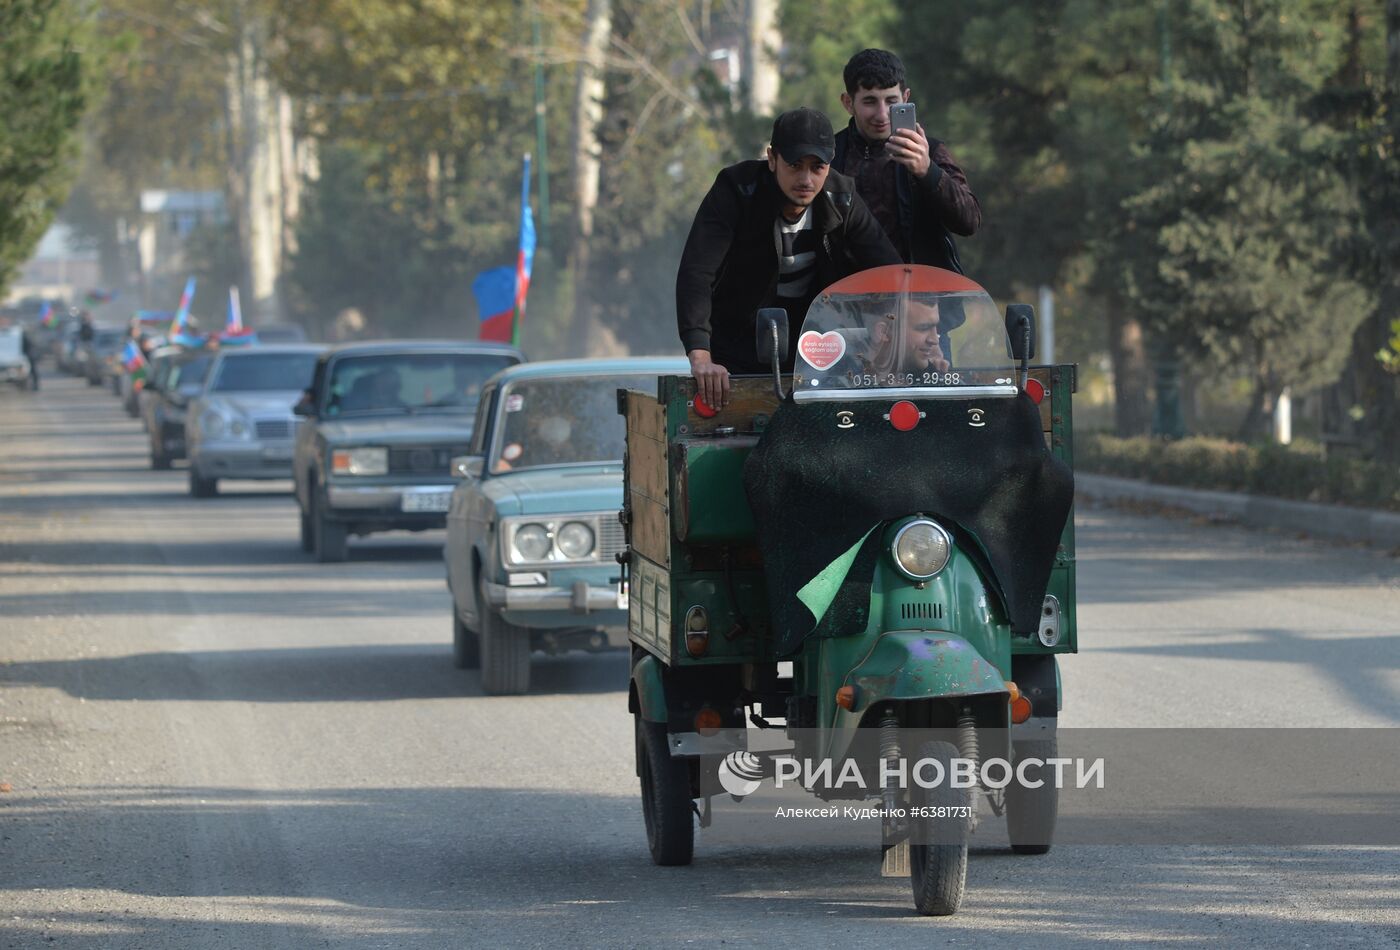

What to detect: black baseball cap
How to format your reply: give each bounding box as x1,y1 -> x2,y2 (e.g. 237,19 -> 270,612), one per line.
771,108 -> 835,164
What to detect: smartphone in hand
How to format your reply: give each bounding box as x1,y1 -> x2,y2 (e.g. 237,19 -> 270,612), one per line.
889,102 -> 917,137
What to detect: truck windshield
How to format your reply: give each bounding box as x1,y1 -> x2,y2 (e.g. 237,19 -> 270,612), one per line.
793,265 -> 1017,401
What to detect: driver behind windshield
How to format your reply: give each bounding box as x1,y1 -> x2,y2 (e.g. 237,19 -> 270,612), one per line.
857,298 -> 951,377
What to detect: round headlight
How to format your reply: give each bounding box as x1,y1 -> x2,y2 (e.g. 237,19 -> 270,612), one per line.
514,523 -> 551,561
892,520 -> 952,579
556,521 -> 595,559
201,410 -> 226,438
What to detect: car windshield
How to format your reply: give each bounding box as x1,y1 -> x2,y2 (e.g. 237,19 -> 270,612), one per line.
93,330 -> 124,352
325,352 -> 516,416
210,352 -> 319,392
170,354 -> 213,389
491,374 -> 651,473
792,265 -> 1017,401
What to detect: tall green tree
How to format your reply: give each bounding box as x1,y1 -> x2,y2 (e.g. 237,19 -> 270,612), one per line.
0,0 -> 96,297
1111,0 -> 1373,440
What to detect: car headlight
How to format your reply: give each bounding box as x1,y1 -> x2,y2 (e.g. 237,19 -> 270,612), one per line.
331,447 -> 388,476
513,523 -> 552,561
556,521 -> 595,559
891,519 -> 953,580
201,410 -> 227,439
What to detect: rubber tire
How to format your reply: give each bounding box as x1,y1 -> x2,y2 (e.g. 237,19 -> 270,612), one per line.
478,576 -> 529,694
189,467 -> 218,497
910,739 -> 970,916
87,375 -> 101,387
1006,738 -> 1058,855
311,492 -> 348,562
151,445 -> 171,471
452,609 -> 480,670
297,500 -> 314,553
636,716 -> 694,866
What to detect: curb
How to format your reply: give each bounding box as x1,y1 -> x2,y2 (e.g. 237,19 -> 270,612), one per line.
1076,473 -> 1400,550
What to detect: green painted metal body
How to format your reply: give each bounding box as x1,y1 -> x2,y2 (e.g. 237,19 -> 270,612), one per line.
811,550 -> 1012,761
631,652 -> 668,722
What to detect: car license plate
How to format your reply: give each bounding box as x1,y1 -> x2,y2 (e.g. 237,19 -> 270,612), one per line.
402,491 -> 452,513
261,447 -> 293,461
616,580 -> 629,609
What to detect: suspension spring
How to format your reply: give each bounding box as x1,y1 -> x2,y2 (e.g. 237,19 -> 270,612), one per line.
957,710 -> 979,773
879,713 -> 901,815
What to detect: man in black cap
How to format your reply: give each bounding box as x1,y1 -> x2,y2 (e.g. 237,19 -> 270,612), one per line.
676,107 -> 900,408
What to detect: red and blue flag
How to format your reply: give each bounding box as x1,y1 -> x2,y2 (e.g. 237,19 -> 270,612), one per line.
471,154 -> 536,345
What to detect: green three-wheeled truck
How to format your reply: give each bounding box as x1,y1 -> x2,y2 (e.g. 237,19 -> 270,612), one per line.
619,265 -> 1077,915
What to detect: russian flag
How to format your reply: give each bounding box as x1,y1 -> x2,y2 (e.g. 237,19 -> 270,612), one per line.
472,154 -> 537,344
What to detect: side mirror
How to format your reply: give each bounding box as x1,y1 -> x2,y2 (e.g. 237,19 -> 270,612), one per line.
1005,304 -> 1036,361
755,307 -> 789,365
451,454 -> 484,480
293,391 -> 317,417
143,380 -> 161,394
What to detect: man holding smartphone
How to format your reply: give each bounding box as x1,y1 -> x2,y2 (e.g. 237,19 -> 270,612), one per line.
835,48 -> 981,274
676,107 -> 900,409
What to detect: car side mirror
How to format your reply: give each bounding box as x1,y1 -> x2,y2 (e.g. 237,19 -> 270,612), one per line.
451,454 -> 484,480
293,391 -> 317,417
1005,304 -> 1036,361
143,380 -> 161,394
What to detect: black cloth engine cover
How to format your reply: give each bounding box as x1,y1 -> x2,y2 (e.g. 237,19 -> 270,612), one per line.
743,394 -> 1074,656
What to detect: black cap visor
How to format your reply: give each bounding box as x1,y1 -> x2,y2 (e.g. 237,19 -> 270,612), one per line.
776,143 -> 834,165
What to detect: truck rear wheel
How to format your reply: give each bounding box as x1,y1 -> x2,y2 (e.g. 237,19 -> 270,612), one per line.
636,716 -> 693,866
910,739 -> 970,915
1006,738 -> 1058,855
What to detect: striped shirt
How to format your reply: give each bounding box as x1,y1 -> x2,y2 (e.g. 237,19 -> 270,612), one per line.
774,208 -> 818,299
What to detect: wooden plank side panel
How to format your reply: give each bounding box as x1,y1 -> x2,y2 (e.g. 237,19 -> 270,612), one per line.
674,375 -> 787,435
625,389 -> 671,570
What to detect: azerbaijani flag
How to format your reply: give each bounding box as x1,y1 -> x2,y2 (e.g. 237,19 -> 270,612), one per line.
37,301 -> 54,327
122,338 -> 146,372
169,277 -> 196,338
471,154 -> 537,345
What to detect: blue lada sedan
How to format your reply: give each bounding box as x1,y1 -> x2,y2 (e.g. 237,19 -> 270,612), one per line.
445,357 -> 688,695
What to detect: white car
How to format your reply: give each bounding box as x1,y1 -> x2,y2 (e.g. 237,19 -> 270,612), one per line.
185,344 -> 325,496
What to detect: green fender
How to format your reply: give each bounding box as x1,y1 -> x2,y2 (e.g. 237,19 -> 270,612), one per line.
630,652 -> 668,723
847,632 -> 1007,707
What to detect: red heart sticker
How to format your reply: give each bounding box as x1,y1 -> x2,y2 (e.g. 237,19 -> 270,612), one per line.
797,330 -> 847,370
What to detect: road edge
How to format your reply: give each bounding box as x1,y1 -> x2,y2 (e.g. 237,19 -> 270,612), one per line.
1077,473 -> 1400,551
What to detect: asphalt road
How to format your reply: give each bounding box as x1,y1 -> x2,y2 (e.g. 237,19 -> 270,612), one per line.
1,374 -> 1397,948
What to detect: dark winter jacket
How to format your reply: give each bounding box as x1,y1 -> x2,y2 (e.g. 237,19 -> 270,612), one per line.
676,161 -> 901,374
833,120 -> 981,274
